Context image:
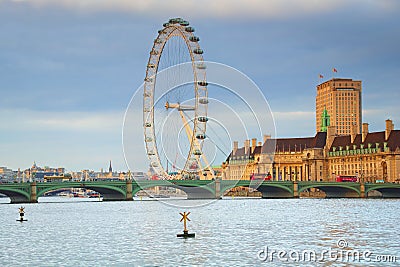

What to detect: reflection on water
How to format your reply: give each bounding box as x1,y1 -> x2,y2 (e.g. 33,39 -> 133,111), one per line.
0,197 -> 399,266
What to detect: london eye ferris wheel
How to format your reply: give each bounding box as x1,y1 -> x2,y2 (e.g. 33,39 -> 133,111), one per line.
143,18 -> 213,180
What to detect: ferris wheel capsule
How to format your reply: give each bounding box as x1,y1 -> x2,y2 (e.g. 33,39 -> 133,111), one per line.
189,36 -> 200,42
196,134 -> 206,140
198,116 -> 208,122
196,63 -> 206,69
169,18 -> 181,24
197,81 -> 208,86
185,27 -> 195,32
199,98 -> 208,104
194,149 -> 202,155
193,48 -> 203,54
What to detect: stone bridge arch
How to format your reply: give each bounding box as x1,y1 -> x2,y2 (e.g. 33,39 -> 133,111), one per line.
365,184 -> 400,198
220,180 -> 294,198
0,186 -> 31,203
299,182 -> 360,198
133,180 -> 217,199
36,182 -> 128,201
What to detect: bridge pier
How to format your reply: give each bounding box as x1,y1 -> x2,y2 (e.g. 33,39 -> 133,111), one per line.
30,182 -> 38,203
293,182 -> 299,198
215,179 -> 221,199
360,183 -> 366,198
125,180 -> 133,201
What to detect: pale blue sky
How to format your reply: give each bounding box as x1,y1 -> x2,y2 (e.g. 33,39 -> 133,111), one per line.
1,0 -> 399,171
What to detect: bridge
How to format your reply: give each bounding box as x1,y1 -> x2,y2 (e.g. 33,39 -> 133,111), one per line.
1,180 -> 400,203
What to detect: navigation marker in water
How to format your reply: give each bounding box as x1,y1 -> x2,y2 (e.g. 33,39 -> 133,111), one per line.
177,211 -> 195,238
17,206 -> 28,222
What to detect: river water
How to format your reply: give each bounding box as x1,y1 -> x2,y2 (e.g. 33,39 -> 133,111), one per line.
0,197 -> 399,266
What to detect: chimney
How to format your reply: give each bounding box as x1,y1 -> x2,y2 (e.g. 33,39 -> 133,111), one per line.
326,125 -> 336,149
244,140 -> 250,155
362,123 -> 369,143
385,119 -> 394,140
350,124 -> 357,143
251,138 -> 257,153
263,134 -> 271,143
233,141 -> 238,156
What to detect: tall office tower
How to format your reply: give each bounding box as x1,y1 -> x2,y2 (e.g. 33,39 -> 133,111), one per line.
316,78 -> 362,135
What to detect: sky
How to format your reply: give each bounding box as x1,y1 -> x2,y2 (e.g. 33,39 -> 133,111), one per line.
0,0 -> 399,172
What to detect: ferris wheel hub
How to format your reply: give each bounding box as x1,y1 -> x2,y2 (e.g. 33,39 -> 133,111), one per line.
165,101 -> 195,111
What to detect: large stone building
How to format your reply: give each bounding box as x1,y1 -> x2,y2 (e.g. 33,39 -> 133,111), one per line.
223,133 -> 327,181
327,120 -> 400,183
223,76 -> 400,183
223,120 -> 400,183
316,78 -> 362,135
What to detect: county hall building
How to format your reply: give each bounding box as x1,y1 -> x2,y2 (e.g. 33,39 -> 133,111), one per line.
223,78 -> 400,183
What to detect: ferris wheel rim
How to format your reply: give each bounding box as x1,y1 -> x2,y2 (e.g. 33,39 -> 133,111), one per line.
143,18 -> 210,179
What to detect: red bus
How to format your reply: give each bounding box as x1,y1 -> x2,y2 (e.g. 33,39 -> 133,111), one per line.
250,173 -> 272,181
336,175 -> 358,182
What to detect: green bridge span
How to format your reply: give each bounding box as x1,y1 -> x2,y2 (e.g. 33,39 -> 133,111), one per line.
1,180 -> 400,203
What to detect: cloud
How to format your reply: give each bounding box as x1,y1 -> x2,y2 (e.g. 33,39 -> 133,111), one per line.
8,0 -> 399,18
0,109 -> 124,133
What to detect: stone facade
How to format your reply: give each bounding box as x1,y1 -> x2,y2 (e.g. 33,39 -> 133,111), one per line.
327,120 -> 400,182
223,120 -> 400,183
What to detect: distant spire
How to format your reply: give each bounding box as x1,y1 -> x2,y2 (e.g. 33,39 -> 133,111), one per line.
109,160 -> 112,173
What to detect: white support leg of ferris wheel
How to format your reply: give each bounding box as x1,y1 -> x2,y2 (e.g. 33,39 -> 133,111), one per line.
165,102 -> 215,179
